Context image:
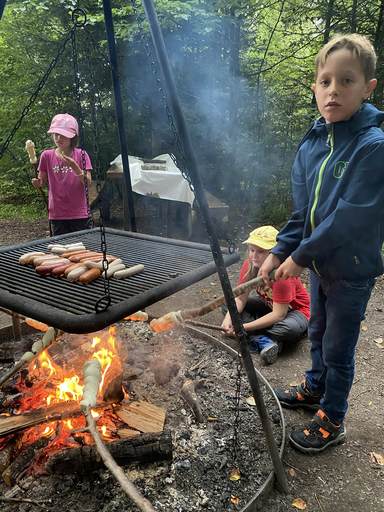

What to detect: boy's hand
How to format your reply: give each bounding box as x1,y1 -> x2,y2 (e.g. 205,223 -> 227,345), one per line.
275,256 -> 304,280
258,253 -> 281,286
221,315 -> 234,336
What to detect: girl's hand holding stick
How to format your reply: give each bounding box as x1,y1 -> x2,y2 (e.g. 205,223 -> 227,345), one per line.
25,140 -> 49,211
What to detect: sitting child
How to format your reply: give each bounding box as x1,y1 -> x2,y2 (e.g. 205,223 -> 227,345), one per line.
221,226 -> 310,364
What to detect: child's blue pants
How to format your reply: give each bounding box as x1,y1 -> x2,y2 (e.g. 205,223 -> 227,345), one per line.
306,271 -> 375,425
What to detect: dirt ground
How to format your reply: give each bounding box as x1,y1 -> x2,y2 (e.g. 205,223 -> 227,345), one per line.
0,208 -> 383,512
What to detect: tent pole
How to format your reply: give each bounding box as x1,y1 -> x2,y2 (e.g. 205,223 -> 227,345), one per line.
102,0 -> 137,232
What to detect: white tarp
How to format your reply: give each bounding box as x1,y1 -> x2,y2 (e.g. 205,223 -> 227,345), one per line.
109,154 -> 195,207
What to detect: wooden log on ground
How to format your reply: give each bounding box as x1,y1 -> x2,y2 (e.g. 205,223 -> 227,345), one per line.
114,401 -> 166,433
2,436 -> 51,486
45,430 -> 173,475
180,379 -> 205,423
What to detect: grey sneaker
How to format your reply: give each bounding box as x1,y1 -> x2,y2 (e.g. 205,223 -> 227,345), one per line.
260,342 -> 279,364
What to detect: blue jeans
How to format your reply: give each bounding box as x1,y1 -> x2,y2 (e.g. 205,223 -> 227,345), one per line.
306,271 -> 375,424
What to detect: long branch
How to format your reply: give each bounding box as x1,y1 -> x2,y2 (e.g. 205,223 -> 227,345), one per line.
85,408 -> 157,512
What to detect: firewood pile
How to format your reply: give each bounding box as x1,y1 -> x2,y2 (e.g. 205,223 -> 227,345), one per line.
0,321 -> 283,511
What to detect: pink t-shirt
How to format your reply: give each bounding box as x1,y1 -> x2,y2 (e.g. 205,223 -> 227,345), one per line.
38,148 -> 92,220
238,260 -> 310,320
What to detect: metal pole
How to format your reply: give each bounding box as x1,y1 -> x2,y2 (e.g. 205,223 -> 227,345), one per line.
141,0 -> 288,493
102,0 -> 137,231
0,0 -> 6,22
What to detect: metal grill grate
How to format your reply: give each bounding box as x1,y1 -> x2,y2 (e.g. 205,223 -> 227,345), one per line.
0,228 -> 239,333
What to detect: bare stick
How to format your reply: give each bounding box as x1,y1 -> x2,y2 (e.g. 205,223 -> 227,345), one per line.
80,359 -> 157,512
184,320 -> 225,332
85,408 -> 157,512
0,497 -> 50,509
150,270 -> 276,332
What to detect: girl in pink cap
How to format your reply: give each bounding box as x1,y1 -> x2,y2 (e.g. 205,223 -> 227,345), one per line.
32,113 -> 93,236
221,226 -> 310,364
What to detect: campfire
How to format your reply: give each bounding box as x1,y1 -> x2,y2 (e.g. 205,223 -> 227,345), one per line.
0,326 -> 171,488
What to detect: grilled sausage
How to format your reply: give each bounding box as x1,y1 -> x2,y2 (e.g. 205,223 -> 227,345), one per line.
113,264 -> 144,279
64,262 -> 85,277
67,266 -> 88,282
32,254 -> 59,266
52,263 -> 75,277
19,252 -> 45,264
78,268 -> 101,284
38,258 -> 70,266
68,251 -> 99,262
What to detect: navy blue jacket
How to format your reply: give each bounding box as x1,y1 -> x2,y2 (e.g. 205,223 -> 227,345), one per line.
272,103 -> 384,282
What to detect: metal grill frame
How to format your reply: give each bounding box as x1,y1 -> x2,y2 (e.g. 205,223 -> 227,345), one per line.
0,228 -> 239,334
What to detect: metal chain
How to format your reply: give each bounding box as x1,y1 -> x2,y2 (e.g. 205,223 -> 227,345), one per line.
231,349 -> 243,466
131,0 -> 242,464
0,28 -> 75,162
71,10 -> 111,312
84,28 -> 111,311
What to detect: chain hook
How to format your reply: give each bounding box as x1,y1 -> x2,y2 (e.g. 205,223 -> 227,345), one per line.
72,8 -> 87,28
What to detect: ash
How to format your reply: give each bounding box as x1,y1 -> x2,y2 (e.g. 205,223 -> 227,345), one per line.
0,321 -> 283,512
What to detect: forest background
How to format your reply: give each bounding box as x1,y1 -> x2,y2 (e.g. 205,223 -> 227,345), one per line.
1,0 -> 384,227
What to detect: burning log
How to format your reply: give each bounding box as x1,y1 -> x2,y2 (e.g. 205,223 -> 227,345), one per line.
2,436 -> 51,486
150,270 -> 276,332
0,327 -> 63,389
44,431 -> 172,476
180,379 -> 205,423
0,438 -> 16,473
103,372 -> 124,403
0,401 -> 106,437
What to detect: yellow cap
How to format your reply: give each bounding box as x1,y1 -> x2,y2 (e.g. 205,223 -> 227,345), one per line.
242,226 -> 278,250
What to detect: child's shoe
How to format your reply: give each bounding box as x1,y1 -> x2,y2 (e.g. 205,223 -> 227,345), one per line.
274,379 -> 323,410
258,337 -> 279,364
289,409 -> 346,454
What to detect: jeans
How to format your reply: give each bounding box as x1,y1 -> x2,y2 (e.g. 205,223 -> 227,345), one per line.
306,271 -> 375,424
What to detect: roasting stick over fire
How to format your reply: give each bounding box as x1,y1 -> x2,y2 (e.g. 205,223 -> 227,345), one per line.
80,359 -> 157,512
0,327 -> 64,388
150,270 -> 276,333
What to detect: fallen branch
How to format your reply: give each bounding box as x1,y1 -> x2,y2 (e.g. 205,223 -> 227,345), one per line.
150,270 -> 276,332
180,379 -> 205,423
0,497 -> 50,509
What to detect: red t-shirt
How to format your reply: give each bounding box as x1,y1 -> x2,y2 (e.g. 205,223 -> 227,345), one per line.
238,260 -> 310,320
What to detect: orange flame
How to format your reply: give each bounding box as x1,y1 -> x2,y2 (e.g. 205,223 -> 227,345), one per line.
56,376 -> 83,401
38,351 -> 61,377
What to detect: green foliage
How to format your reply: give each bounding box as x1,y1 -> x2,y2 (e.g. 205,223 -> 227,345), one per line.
1,0 -> 384,221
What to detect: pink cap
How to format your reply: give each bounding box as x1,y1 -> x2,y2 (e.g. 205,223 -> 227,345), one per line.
47,114 -> 78,138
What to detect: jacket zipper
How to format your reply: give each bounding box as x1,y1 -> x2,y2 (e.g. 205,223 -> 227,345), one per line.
310,125 -> 334,276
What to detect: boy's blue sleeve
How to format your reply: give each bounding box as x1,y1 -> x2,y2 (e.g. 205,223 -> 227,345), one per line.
291,139 -> 384,266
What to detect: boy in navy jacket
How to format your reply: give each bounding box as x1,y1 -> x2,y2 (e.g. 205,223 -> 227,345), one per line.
260,34 -> 384,453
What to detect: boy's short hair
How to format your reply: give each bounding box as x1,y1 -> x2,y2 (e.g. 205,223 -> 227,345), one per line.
315,34 -> 377,82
